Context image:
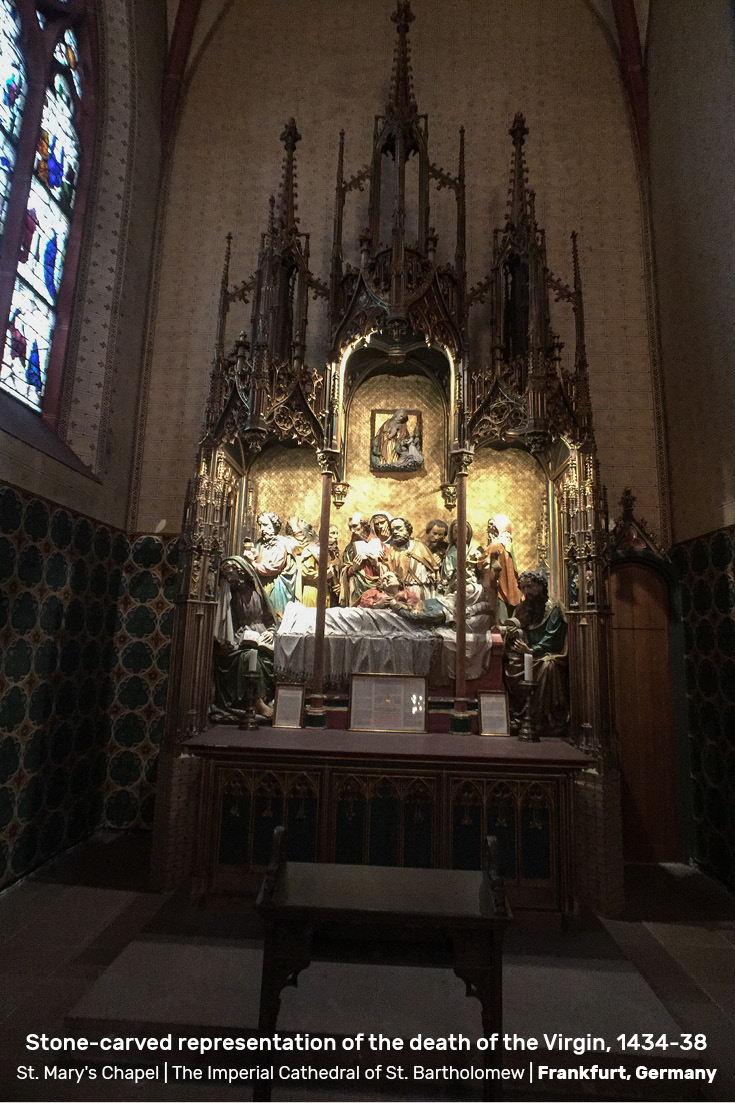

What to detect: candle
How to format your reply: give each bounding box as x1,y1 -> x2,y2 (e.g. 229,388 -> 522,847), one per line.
523,652 -> 534,683
248,648 -> 258,673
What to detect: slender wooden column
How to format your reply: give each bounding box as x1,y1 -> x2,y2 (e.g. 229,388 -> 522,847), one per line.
306,452 -> 336,726
451,449 -> 473,733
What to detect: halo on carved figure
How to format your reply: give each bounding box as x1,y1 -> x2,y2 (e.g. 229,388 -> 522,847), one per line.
370,408 -> 424,473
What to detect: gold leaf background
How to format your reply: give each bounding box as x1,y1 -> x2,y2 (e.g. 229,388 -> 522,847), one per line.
246,373 -> 546,571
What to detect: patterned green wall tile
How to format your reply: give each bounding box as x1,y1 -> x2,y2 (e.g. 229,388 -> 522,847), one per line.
0,483 -> 176,889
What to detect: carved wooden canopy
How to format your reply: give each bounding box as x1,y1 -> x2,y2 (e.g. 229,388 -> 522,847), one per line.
202,0 -> 597,473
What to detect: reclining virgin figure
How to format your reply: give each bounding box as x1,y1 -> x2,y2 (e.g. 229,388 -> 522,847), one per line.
276,566 -> 498,689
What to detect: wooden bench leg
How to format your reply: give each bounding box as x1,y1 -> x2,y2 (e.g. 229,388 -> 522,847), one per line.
453,933 -> 504,1102
255,921 -> 312,1102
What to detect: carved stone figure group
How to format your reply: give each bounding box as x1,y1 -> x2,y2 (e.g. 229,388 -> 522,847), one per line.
212,508 -> 568,737
371,409 -> 423,471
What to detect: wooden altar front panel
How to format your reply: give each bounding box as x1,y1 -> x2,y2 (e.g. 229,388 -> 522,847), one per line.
185,728 -> 589,916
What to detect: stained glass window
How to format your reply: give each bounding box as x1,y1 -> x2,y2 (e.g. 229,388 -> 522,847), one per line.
0,0 -> 25,242
54,30 -> 81,98
0,4 -> 87,412
1,277 -> 53,402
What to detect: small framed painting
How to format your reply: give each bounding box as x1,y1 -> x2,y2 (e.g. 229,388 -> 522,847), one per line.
478,691 -> 511,737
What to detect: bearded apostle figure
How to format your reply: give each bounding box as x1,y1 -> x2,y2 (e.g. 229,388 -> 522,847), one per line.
340,512 -> 384,605
243,511 -> 297,622
327,524 -> 342,607
387,516 -> 440,600
286,517 -> 320,607
440,519 -> 474,593
503,569 -> 568,738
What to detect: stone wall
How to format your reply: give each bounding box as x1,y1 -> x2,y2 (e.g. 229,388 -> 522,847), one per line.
647,0 -> 735,893
648,0 -> 735,543
0,484 -> 175,890
672,527 -> 735,891
135,0 -> 664,544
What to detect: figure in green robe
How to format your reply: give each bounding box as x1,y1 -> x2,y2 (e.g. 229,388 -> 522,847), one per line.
503,569 -> 568,738
210,555 -> 276,721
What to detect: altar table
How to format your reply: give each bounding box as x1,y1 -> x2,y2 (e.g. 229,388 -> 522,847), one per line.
186,726 -> 589,915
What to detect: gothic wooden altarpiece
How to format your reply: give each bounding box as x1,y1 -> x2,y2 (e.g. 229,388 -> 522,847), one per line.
154,2 -> 622,914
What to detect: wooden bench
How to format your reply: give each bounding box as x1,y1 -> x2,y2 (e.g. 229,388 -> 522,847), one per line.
254,827 -> 512,1100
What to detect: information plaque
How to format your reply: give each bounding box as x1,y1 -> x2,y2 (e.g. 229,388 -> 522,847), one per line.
273,684 -> 306,729
478,691 -> 511,737
349,674 -> 427,733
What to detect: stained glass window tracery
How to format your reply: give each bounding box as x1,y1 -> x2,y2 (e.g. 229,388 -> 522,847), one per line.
0,1 -> 89,414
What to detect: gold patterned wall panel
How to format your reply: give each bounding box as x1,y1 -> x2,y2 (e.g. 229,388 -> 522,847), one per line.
342,373 -> 446,544
467,448 -> 546,573
246,445 -> 322,541
244,392 -> 545,569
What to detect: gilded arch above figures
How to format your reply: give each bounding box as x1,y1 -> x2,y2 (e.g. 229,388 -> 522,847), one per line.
208,377 -> 575,602
340,374 -> 447,531
332,330 -> 456,483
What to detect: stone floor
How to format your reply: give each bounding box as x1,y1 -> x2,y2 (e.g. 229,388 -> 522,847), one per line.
0,831 -> 734,1102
